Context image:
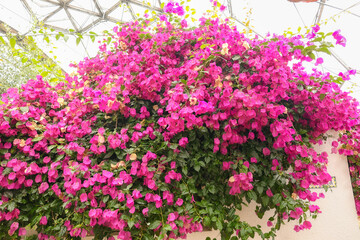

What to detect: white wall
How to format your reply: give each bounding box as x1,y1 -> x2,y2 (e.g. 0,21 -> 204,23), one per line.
188,134 -> 360,240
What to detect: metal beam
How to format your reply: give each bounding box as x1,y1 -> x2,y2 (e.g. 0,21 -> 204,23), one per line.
128,0 -> 163,12
311,0 -> 357,89
105,1 -> 123,17
20,0 -> 38,19
19,0 -> 161,34
314,0 -> 326,24
65,5 -> 102,18
126,2 -> 137,20
314,1 -> 360,19
81,18 -> 103,33
105,16 -> 124,24
93,0 -> 104,16
43,23 -> 69,33
64,7 -> 79,32
227,0 -> 233,17
42,6 -> 63,23
38,0 -> 61,6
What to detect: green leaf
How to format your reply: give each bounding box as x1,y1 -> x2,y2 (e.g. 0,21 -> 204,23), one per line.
262,196 -> 269,206
247,191 -> 257,201
76,37 -> 81,45
208,184 -> 216,194
20,106 -> 29,113
128,218 -> 135,229
308,52 -> 316,60
317,47 -> 331,55
163,224 -> 172,231
149,220 -> 161,229
7,201 -> 16,211
21,57 -> 28,63
10,37 -> 16,48
272,194 -> 282,204
0,36 -> 5,44
319,93 -> 326,100
232,55 -> 241,61
194,164 -> 200,172
200,44 -> 209,49
32,136 -> 43,142
204,216 -> 211,226
41,71 -> 49,77
216,219 -> 223,230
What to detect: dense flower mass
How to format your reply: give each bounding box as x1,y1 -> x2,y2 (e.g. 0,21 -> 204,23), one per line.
0,9 -> 359,240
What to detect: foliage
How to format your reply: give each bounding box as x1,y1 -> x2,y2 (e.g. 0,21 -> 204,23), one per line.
0,2 -> 359,240
0,27 -> 64,94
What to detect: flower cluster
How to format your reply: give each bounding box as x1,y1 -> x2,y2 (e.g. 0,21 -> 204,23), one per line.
333,30 -> 346,47
336,128 -> 360,216
163,2 -> 185,16
0,9 -> 359,240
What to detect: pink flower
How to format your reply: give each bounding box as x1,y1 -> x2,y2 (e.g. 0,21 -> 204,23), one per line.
220,5 -> 226,11
175,198 -> 183,206
129,206 -> 135,214
159,15 -> 167,22
18,227 -> 27,236
309,205 -> 320,213
132,189 -> 142,199
80,193 -> 88,202
142,208 -> 148,216
43,157 -> 51,164
333,30 -> 346,47
179,137 -> 189,148
163,2 -> 184,16
243,161 -> 249,168
181,19 -> 188,28
39,216 -> 48,225
8,222 -> 19,236
222,161 -> 233,170
300,180 -> 309,189
102,170 -> 113,178
263,148 -> 271,156
303,220 -> 312,229
315,57 -> 323,66
38,182 -> 49,194
167,213 -> 176,222
266,189 -> 273,197
98,127 -> 105,135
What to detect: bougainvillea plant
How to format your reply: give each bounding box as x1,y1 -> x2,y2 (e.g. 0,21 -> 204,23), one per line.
0,2 -> 359,240
336,128 -> 360,217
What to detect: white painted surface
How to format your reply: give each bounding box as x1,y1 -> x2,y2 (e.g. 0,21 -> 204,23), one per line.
188,134 -> 360,240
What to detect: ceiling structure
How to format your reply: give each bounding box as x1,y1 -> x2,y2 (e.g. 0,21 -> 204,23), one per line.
0,0 -> 359,98
19,0 -> 163,33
